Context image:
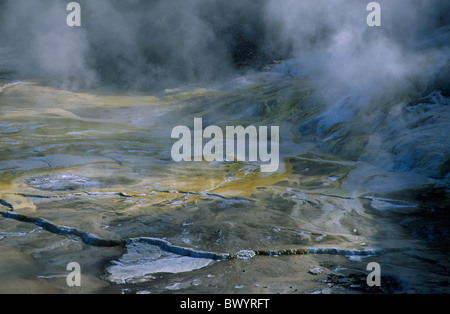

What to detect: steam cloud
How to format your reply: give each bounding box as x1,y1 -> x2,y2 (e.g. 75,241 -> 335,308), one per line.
0,0 -> 449,95
265,0 -> 450,100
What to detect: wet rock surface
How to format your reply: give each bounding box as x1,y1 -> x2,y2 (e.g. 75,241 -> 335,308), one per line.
0,80 -> 449,294
27,174 -> 101,191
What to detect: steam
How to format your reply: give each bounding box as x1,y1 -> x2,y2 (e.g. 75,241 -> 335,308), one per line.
264,0 -> 450,100
0,0 -> 277,90
0,1 -> 95,89
0,0 -> 449,94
